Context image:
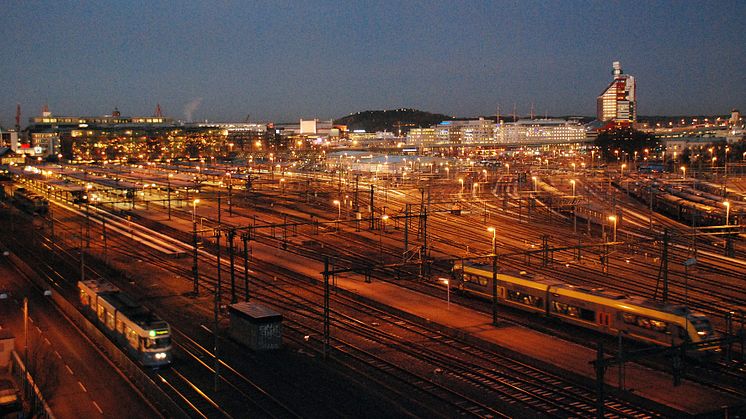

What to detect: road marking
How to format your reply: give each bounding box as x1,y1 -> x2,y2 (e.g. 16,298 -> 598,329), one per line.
200,324 -> 212,333
78,381 -> 87,392
35,326 -> 42,334
92,401 -> 103,414
44,337 -> 51,345
65,365 -> 74,375
54,351 -> 62,359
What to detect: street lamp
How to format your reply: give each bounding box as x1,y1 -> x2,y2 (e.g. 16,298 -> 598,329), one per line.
724,201 -> 730,225
487,226 -> 496,255
570,179 -> 576,196
167,173 -> 173,220
438,277 -> 450,309
458,178 -> 464,194
532,176 -> 537,192
621,164 -> 626,177
681,165 -> 686,179
333,199 -> 341,220
608,215 -> 617,242
505,163 -> 510,174
192,198 -> 200,223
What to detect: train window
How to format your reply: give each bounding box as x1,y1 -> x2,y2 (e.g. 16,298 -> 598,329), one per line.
649,319 -> 667,332
127,329 -> 138,347
144,337 -> 171,349
106,312 -> 115,330
507,290 -> 543,308
622,313 -> 636,324
580,308 -> 595,322
465,274 -> 487,287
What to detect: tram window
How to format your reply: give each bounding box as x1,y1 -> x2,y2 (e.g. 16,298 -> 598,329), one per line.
649,319 -> 667,332
580,308 -> 595,322
144,337 -> 171,349
106,312 -> 115,330
622,313 -> 636,324
127,329 -> 138,347
636,317 -> 651,329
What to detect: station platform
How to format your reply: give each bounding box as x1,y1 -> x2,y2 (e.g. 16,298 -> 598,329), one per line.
326,272 -> 742,417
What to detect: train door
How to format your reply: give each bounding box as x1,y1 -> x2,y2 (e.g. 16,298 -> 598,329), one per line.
597,311 -> 611,329
498,286 -> 506,300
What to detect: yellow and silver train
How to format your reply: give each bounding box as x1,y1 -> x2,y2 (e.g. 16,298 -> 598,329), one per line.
78,280 -> 173,367
453,261 -> 717,349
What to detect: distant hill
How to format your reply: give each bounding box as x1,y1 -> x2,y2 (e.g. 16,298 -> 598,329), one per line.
334,108 -> 454,134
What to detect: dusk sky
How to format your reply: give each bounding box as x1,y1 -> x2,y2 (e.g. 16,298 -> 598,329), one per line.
1,1 -> 744,127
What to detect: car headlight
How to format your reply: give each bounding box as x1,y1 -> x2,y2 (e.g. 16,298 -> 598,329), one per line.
155,352 -> 167,360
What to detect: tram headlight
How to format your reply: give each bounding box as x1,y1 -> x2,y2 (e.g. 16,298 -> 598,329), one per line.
155,352 -> 167,360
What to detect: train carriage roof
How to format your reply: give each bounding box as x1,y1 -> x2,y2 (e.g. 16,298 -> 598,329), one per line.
97,291 -> 167,330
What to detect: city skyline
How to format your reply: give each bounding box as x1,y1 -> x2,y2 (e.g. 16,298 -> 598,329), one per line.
1,1 -> 744,127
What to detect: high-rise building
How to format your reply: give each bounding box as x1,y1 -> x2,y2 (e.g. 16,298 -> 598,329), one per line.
596,61 -> 636,126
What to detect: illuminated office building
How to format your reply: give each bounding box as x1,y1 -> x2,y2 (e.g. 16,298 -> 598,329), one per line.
596,61 -> 636,126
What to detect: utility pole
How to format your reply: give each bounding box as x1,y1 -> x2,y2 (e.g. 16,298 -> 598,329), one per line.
192,220 -> 199,296
492,255 -> 498,326
214,230 -> 221,392
228,229 -> 236,304
369,185 -> 375,230
403,204 -> 409,261
323,257 -> 330,359
654,229 -> 670,302
23,297 -> 28,399
242,231 -> 250,301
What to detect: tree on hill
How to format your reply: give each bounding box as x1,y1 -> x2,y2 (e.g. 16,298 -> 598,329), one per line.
594,127 -> 659,162
334,109 -> 453,133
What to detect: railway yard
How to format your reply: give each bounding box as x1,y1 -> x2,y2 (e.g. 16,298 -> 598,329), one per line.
1,154 -> 745,418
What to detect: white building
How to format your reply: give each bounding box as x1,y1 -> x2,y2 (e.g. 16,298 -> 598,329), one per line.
496,119 -> 588,145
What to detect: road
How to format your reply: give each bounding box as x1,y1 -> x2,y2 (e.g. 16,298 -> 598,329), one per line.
0,256 -> 157,419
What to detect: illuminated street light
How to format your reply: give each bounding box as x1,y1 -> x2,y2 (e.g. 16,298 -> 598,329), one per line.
333,199 -> 341,220
621,164 -> 626,177
505,163 -> 510,174
438,277 -> 450,309
459,178 -> 464,194
681,165 -> 686,179
487,226 -> 496,255
192,198 -> 200,223
608,215 -> 617,242
167,173 -> 173,220
724,201 -> 730,225
532,176 -> 537,192
570,179 -> 576,196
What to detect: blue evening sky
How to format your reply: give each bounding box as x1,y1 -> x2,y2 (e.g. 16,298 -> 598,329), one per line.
1,0 -> 744,126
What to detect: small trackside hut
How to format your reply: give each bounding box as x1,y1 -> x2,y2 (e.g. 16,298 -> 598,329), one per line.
228,302 -> 282,351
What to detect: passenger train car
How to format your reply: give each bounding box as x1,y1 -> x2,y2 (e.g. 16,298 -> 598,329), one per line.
78,280 -> 173,367
452,261 -> 717,350
13,188 -> 49,215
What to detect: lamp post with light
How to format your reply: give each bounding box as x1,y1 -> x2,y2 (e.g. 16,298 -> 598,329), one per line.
608,215 -> 617,242
724,201 -> 730,225
192,199 -> 200,296
487,226 -> 496,255
167,173 -> 173,220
